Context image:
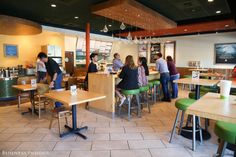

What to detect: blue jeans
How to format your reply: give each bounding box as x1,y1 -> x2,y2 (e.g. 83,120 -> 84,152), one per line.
170,73 -> 180,98
160,73 -> 170,100
54,73 -> 63,108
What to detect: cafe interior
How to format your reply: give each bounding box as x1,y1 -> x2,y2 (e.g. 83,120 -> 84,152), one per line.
0,0 -> 236,156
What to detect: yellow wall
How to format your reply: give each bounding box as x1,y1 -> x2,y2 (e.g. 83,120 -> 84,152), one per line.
0,30 -> 65,67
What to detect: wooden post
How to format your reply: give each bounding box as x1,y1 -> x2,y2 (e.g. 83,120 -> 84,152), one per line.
86,23 -> 90,69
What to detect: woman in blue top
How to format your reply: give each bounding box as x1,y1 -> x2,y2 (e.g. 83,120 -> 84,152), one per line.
116,55 -> 139,106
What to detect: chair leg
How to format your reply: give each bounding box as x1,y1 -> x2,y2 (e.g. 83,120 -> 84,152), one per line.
178,111 -> 185,135
58,113 -> 62,136
49,112 -> 54,129
65,113 -> 69,126
169,109 -> 180,143
18,94 -> 21,109
135,94 -> 141,118
38,96 -> 41,119
127,96 -> 131,121
158,85 -> 161,101
146,91 -> 150,113
153,85 -> 157,102
198,116 -> 203,144
216,140 -> 227,157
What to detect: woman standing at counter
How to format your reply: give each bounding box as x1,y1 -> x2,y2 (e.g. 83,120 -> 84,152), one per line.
116,55 -> 139,106
138,57 -> 149,86
166,56 -> 179,99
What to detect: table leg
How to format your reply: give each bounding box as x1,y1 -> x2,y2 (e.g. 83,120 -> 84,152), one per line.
195,85 -> 200,100
192,115 -> 196,151
60,105 -> 88,139
21,90 -> 37,115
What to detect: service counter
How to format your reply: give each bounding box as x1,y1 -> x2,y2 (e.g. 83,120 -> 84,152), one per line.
88,70 -> 159,117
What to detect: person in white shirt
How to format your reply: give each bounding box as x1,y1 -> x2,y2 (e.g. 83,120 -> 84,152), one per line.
36,58 -> 47,83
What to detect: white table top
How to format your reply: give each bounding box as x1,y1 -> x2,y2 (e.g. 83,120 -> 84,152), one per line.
174,78 -> 220,86
44,90 -> 106,106
186,92 -> 236,123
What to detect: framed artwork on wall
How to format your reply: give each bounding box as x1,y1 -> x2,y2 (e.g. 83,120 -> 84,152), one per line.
3,44 -> 18,57
215,43 -> 236,64
164,41 -> 176,61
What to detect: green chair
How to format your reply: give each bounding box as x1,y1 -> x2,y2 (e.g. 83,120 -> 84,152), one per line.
200,86 -> 218,93
214,121 -> 236,157
150,80 -> 161,102
169,98 -> 203,143
188,92 -> 206,99
119,89 -> 141,121
139,85 -> 150,113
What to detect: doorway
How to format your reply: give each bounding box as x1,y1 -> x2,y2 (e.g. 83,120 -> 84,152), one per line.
65,51 -> 74,75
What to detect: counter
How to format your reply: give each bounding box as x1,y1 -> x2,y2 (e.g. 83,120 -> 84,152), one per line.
0,77 -> 18,100
88,71 -> 159,117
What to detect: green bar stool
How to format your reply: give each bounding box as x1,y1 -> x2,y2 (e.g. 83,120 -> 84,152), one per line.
148,82 -> 154,102
139,85 -> 151,113
150,80 -> 161,102
214,121 -> 236,157
182,75 -> 192,91
119,89 -> 141,121
169,98 -> 203,143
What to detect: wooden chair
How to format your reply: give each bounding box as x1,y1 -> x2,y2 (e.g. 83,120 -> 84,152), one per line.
48,88 -> 72,136
17,77 -> 32,109
67,77 -> 78,90
34,84 -> 50,118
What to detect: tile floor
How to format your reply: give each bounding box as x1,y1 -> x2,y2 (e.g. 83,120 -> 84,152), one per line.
0,90 -> 234,157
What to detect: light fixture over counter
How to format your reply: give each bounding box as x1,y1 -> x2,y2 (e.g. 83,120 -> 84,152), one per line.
0,15 -> 42,35
91,0 -> 177,30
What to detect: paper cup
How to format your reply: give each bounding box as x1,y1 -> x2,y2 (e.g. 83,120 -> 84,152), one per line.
220,80 -> 232,99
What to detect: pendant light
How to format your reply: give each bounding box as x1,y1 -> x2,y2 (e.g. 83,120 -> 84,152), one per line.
127,31 -> 132,40
120,22 -> 126,30
133,36 -> 138,44
103,25 -> 108,33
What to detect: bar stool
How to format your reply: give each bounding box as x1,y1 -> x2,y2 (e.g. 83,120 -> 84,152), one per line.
188,92 -> 206,99
169,98 -> 203,143
150,80 -> 161,102
139,85 -> 151,113
214,121 -> 236,157
119,89 -> 141,121
148,82 -> 154,102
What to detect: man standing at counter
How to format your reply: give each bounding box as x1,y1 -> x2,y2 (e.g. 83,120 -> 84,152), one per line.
113,53 -> 123,71
37,52 -> 62,107
155,53 -> 171,102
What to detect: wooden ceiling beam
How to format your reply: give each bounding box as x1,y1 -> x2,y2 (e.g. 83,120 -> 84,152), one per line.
91,0 -> 177,30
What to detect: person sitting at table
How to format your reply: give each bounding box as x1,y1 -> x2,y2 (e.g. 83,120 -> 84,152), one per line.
84,53 -> 98,90
155,53 -> 171,102
37,52 -> 63,108
113,53 -> 124,71
138,57 -> 149,87
166,56 -> 180,99
116,55 -> 139,106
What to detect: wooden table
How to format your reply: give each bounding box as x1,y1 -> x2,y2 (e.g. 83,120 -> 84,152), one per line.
200,72 -> 225,79
12,84 -> 38,115
44,90 -> 106,139
186,93 -> 236,151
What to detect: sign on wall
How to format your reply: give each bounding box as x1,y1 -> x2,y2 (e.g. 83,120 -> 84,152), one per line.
3,44 -> 18,57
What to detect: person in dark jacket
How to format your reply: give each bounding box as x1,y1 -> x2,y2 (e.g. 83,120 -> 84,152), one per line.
84,53 -> 98,90
116,55 -> 139,106
166,56 -> 180,98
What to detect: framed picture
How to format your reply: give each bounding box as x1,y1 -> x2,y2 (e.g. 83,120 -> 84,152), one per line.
215,43 -> 236,64
3,44 -> 18,57
164,41 -> 176,62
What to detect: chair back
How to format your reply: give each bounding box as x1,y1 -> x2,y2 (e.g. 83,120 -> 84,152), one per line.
37,84 -> 50,95
68,77 -> 77,88
17,77 -> 31,85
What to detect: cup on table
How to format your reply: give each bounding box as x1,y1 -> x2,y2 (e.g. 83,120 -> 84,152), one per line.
220,80 -> 232,99
21,80 -> 26,85
70,85 -> 77,95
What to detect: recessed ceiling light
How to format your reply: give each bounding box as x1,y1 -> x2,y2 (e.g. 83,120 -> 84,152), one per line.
208,0 -> 214,2
51,4 -> 56,7
108,24 -> 112,27
225,24 -> 229,27
74,16 -> 79,19
216,10 -> 221,14
184,29 -> 188,32
137,14 -> 140,17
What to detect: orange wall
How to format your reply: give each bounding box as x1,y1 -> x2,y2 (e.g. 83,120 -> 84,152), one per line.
0,30 -> 65,67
